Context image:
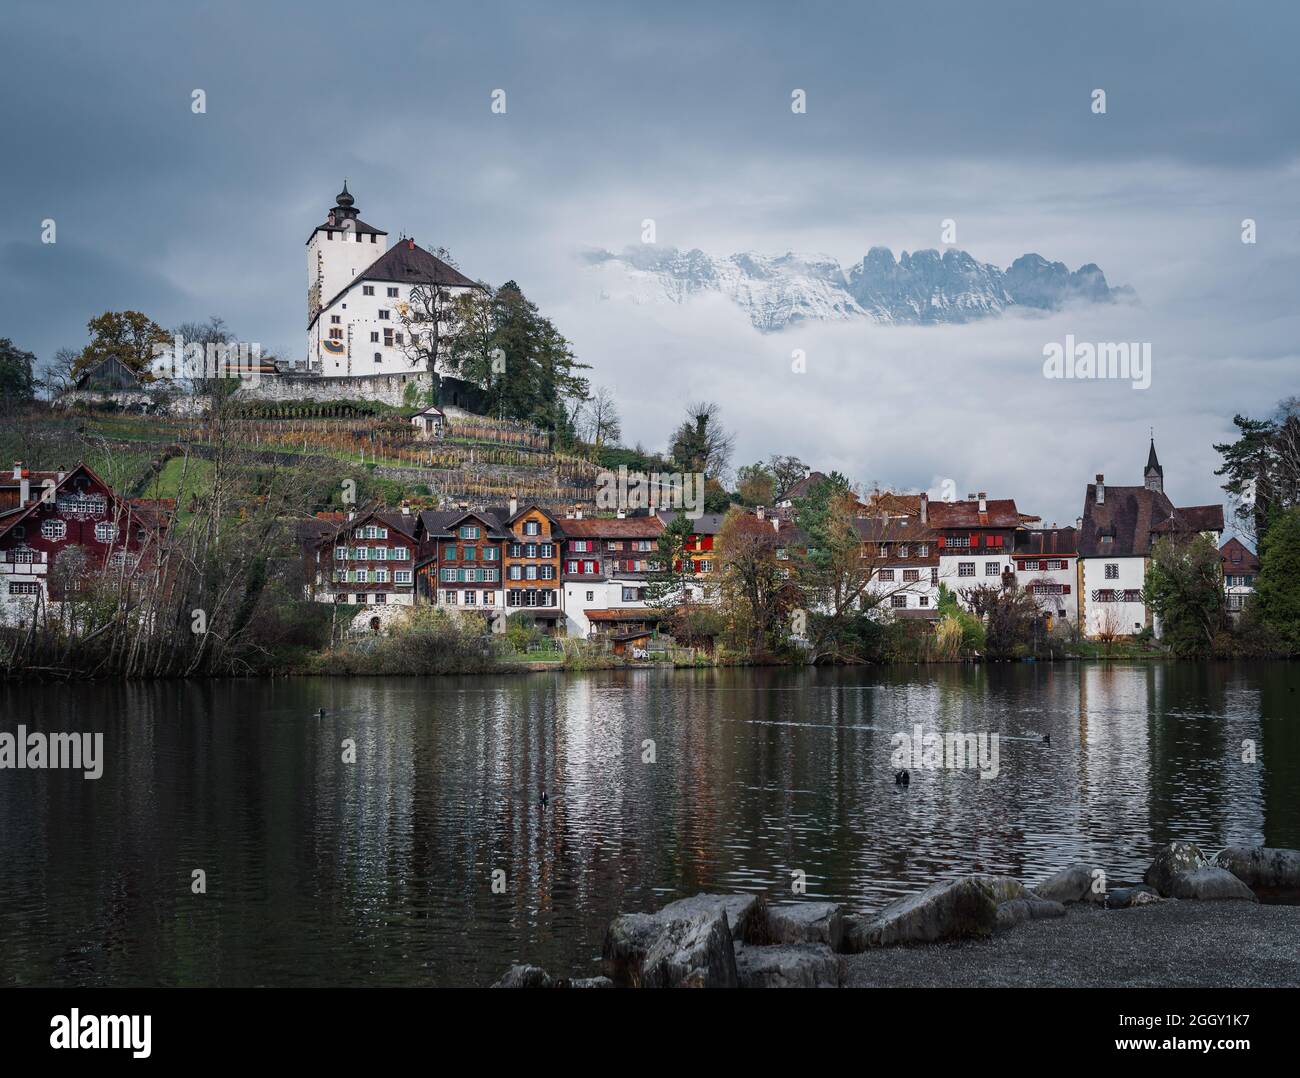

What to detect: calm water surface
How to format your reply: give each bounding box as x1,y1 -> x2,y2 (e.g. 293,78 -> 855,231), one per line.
1,662 -> 1297,986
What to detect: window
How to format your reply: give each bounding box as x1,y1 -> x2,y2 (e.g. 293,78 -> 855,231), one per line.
460,525 -> 480,540
878,569 -> 895,581
355,569 -> 369,583
622,587 -> 641,602
387,287 -> 399,297
378,309 -> 390,320
540,543 -> 554,558
899,544 -> 909,557
443,544 -> 457,560
355,546 -> 368,560
375,568 -> 389,583
571,540 -> 593,553
57,493 -> 105,515
464,590 -> 476,605
540,564 -> 555,580
509,565 -> 523,580
946,535 -> 970,548
330,315 -> 341,324
483,548 -> 499,561
374,353 -> 382,362
95,522 -> 117,542
370,331 -> 380,343
463,547 -> 477,561
1105,563 -> 1119,579
355,594 -> 367,604
41,519 -> 66,540
392,548 -> 408,560
879,544 -> 889,557
931,567 -> 939,584
363,285 -> 374,296
1122,589 -> 1142,602
524,544 -> 537,558
985,562 -> 1000,576
395,332 -> 403,345
482,592 -> 495,605
586,590 -> 595,601
891,595 -> 908,608
918,544 -> 928,557
384,329 -> 393,347
1023,560 -> 1040,571
330,329 -> 343,340
524,521 -> 540,536
919,595 -> 929,607
8,581 -> 40,596
444,590 -> 458,605
525,564 -> 538,580
566,560 -> 579,574
375,593 -> 387,604
903,569 -> 919,582
374,547 -> 387,561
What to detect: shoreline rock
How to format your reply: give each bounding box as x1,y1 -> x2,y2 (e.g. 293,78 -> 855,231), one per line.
493,844 -> 1300,986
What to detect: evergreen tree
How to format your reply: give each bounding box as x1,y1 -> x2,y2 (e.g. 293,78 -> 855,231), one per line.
1254,507 -> 1300,653
0,337 -> 36,406
1141,534 -> 1224,656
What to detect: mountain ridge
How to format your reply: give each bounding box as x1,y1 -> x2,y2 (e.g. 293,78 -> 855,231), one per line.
583,244 -> 1136,331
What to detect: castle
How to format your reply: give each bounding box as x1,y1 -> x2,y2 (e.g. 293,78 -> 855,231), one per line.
306,182 -> 482,377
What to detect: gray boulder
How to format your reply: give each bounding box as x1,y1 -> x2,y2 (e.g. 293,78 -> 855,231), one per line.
1144,841 -> 1208,896
657,892 -> 764,942
1165,866 -> 1258,902
1031,864 -> 1106,904
562,976 -> 614,989
843,876 -> 999,951
995,897 -> 1067,930
492,964 -> 553,988
603,909 -> 738,988
765,902 -> 845,951
1105,885 -> 1162,909
734,942 -> 840,988
1213,846 -> 1300,896
970,875 -> 1025,904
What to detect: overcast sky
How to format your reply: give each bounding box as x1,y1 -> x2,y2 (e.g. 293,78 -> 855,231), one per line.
3,0 -> 1297,527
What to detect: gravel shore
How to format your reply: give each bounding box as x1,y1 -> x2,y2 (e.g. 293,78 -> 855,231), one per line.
843,901 -> 1300,987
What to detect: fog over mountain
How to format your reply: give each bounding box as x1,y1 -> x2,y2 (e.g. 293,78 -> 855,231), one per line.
584,245 -> 1135,332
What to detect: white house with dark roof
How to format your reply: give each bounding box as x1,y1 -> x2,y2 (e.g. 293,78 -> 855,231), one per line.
306,183 -> 483,376
1077,440 -> 1224,639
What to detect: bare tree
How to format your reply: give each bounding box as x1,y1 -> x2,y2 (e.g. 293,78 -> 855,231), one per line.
580,384 -> 622,449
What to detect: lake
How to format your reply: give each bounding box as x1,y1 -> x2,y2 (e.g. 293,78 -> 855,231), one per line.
1,662 -> 1297,986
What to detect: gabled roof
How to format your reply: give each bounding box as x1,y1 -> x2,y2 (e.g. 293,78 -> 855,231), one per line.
322,506 -> 419,544
0,462 -> 161,540
504,503 -> 565,536
776,471 -> 823,503
1220,537 -> 1260,572
559,516 -> 665,540
656,510 -> 726,535
417,508 -> 510,540
929,498 -> 1035,530
1078,484 -> 1223,558
310,239 -> 484,330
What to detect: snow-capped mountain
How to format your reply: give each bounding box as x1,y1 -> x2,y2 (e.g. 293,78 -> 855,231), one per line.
583,245 -> 1134,332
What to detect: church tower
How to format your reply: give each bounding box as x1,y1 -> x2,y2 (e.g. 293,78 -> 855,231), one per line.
306,182 -> 388,332
1144,437 -> 1164,493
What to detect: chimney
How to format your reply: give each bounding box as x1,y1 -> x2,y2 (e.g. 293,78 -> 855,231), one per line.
919,492 -> 928,524
19,477 -> 30,507
756,505 -> 766,520
12,461 -> 22,480
400,500 -> 410,516
575,508 -> 583,520
508,495 -> 518,517
408,238 -> 415,250
1076,516 -> 1083,529
771,517 -> 780,533
977,491 -> 987,512
1095,474 -> 1105,505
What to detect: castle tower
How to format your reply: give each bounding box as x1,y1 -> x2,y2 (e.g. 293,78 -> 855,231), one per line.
306,182 -> 388,332
1144,437 -> 1164,493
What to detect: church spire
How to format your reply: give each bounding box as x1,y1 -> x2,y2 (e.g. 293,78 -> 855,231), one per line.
1144,435 -> 1164,493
